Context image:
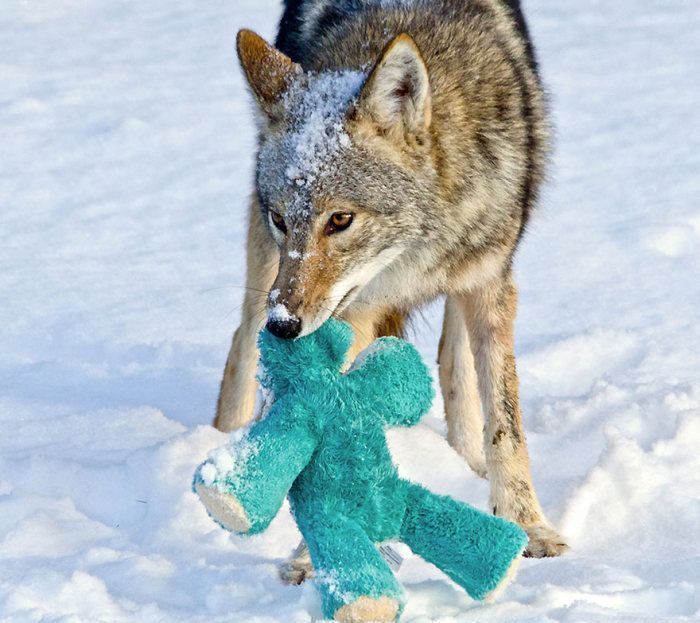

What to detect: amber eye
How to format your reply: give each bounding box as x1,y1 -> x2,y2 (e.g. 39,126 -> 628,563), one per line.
325,212 -> 354,235
269,210 -> 287,234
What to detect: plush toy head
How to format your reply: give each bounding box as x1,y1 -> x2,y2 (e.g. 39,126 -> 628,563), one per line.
257,318 -> 354,395
256,318 -> 434,429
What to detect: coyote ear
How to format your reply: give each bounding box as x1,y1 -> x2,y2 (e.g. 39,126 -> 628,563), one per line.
358,34 -> 431,139
236,29 -> 301,116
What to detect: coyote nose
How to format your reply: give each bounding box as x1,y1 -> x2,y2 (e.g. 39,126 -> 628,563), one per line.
266,316 -> 302,340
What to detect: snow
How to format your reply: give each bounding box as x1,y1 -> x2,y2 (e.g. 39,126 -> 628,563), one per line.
197,430 -> 261,490
259,68 -> 366,220
349,338 -> 398,372
270,303 -> 297,323
1,1 -> 699,622
254,362 -> 276,421
279,69 -> 365,188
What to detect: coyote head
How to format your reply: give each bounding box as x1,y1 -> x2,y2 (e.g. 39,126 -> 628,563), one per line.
237,30 -> 436,338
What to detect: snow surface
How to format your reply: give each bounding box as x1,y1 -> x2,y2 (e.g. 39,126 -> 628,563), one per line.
1,1 -> 699,621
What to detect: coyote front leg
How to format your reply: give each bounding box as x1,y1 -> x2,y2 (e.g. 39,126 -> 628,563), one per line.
214,195 -> 278,432
461,273 -> 568,558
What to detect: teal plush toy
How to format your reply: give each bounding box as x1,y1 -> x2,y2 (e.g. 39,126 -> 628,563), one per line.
194,319 -> 527,622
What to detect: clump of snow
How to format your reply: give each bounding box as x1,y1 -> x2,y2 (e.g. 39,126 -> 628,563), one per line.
314,568 -> 353,604
269,302 -> 296,323
209,445 -> 235,475
200,429 -> 260,488
259,68 -> 366,219
269,288 -> 280,302
199,462 -> 218,486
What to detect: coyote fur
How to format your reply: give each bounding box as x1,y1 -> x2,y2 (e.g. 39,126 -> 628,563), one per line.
214,0 -> 568,577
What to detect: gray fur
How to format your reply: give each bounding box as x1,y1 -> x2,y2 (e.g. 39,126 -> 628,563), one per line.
256,0 -> 547,319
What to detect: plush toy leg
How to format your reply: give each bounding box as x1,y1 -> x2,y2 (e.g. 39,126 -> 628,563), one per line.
193,399 -> 317,534
335,596 -> 400,623
194,482 -> 250,533
399,482 -> 527,601
295,508 -> 403,622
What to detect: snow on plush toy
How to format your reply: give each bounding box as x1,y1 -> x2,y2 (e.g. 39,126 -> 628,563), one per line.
194,318 -> 527,622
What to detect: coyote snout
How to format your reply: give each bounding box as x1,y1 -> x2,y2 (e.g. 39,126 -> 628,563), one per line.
264,211 -> 401,340
262,209 -> 368,340
263,228 -> 347,339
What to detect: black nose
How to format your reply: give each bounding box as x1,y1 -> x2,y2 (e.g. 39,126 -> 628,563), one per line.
266,316 -> 302,340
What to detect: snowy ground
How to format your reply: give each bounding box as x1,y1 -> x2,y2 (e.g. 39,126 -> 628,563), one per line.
1,0 -> 699,621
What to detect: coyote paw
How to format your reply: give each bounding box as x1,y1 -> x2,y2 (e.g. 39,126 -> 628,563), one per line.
278,543 -> 313,585
523,523 -> 568,558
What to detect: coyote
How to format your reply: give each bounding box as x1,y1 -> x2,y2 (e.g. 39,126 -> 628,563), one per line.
215,0 -> 568,578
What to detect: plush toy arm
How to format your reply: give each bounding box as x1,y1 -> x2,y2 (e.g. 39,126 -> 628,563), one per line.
194,397 -> 318,534
347,337 -> 434,427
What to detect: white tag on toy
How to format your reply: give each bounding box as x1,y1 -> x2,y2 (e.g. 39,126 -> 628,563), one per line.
378,544 -> 403,572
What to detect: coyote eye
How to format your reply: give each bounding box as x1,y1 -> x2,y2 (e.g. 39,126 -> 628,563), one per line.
269,210 -> 287,234
325,212 -> 354,235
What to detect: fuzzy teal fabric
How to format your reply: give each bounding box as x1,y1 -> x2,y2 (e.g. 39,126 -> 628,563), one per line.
194,319 -> 527,619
